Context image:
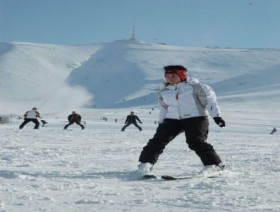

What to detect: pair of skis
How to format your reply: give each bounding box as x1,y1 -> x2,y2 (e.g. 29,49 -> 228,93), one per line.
143,172 -> 222,180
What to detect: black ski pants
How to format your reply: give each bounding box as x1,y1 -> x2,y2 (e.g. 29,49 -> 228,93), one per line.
19,118 -> 40,129
64,121 -> 85,129
121,122 -> 142,131
139,117 -> 222,166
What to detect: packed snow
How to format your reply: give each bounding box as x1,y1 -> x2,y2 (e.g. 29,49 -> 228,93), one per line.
0,40 -> 279,211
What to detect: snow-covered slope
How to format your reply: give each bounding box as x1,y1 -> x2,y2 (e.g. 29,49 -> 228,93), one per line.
1,108 -> 279,211
1,40 -> 280,113
0,42 -> 101,114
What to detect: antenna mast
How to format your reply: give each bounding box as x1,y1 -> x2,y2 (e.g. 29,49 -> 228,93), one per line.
130,18 -> 136,41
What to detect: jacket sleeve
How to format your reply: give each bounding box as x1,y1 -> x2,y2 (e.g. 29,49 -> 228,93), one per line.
136,116 -> 142,123
194,83 -> 222,118
36,111 -> 40,118
125,116 -> 129,124
68,115 -> 72,122
158,93 -> 168,124
77,115 -> 81,122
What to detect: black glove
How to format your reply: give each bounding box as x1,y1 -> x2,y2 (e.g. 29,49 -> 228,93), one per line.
213,117 -> 226,127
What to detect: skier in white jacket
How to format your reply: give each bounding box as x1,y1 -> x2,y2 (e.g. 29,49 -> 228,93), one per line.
19,107 -> 41,129
138,65 -> 226,176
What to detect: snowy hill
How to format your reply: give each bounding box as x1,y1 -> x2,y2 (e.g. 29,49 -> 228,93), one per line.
0,42 -> 100,114
1,40 -> 280,114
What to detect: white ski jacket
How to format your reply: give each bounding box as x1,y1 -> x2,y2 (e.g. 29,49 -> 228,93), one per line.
24,110 -> 40,119
158,77 -> 222,123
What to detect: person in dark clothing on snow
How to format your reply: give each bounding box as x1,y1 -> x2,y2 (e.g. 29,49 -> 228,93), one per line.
270,127 -> 277,134
64,111 -> 85,130
121,111 -> 142,131
19,107 -> 41,129
137,65 -> 226,176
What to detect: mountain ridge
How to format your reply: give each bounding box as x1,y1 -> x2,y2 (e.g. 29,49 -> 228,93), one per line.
1,40 -> 280,113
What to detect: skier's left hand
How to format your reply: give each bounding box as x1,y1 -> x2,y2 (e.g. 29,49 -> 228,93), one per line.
213,117 -> 226,127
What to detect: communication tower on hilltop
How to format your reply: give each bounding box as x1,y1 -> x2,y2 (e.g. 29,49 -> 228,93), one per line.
130,18 -> 136,41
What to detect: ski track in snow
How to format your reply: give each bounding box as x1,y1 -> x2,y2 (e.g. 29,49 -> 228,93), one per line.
1,109 -> 279,212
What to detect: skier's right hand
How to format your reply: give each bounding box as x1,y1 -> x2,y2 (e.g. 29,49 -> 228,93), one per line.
213,117 -> 226,127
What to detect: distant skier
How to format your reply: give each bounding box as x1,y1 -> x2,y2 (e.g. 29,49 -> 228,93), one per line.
64,111 -> 85,130
270,127 -> 277,134
121,111 -> 142,131
137,65 -> 226,176
19,107 -> 41,129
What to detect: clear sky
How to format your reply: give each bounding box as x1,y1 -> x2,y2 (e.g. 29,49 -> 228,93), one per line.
0,0 -> 280,48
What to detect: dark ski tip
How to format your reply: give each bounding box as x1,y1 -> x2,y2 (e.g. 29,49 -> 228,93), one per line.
142,175 -> 157,179
161,175 -> 193,180
161,175 -> 177,180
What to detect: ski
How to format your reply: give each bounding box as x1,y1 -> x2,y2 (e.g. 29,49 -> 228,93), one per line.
141,170 -> 223,181
142,174 -> 157,179
161,172 -> 222,181
161,175 -> 193,180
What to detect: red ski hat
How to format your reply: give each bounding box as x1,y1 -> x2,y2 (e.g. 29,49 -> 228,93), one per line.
164,65 -> 187,81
